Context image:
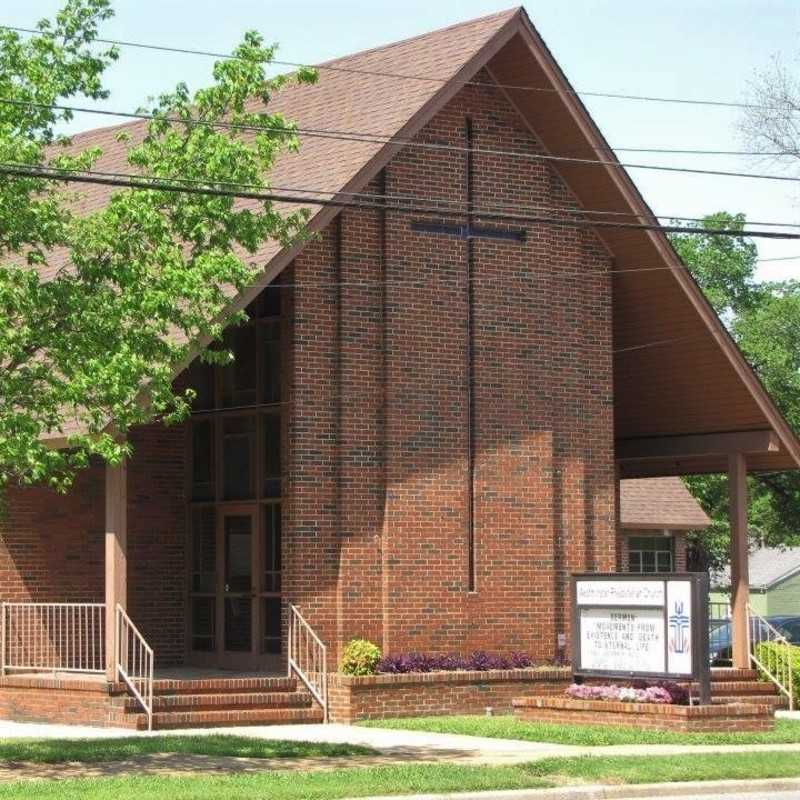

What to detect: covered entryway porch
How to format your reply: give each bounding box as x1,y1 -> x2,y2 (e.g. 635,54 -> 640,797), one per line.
618,429 -> 796,709
0,459 -> 328,729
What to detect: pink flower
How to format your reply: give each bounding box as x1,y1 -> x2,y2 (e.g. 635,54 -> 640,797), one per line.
565,682 -> 675,704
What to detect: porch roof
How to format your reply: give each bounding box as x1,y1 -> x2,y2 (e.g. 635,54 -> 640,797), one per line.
620,477 -> 711,531
37,8 -> 800,477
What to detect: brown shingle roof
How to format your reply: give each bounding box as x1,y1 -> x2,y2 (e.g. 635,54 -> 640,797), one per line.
620,477 -> 711,530
42,7 -> 520,281
33,7 -> 800,473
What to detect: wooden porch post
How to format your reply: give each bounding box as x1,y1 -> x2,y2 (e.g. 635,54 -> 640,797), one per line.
105,459 -> 127,681
728,452 -> 750,670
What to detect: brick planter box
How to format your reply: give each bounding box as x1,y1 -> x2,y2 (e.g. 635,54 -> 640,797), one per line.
328,668 -> 571,723
513,695 -> 775,732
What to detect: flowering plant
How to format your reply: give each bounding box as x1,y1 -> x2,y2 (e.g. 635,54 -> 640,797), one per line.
565,683 -> 673,704
375,650 -> 535,674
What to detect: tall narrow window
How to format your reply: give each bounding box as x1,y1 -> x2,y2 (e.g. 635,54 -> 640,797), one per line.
223,416 -> 256,500
186,280 -> 284,664
191,421 -> 215,501
190,507 -> 216,651
222,325 -> 257,407
262,412 -> 281,498
187,359 -> 215,410
263,503 -> 281,593
262,504 -> 282,654
262,321 -> 281,404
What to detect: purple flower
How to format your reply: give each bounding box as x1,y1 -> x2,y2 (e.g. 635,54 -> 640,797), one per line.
509,652 -> 533,669
375,650 -> 532,674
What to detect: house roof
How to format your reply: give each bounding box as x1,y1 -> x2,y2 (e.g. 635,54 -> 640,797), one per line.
713,546 -> 800,591
620,477 -> 711,530
37,7 -> 800,477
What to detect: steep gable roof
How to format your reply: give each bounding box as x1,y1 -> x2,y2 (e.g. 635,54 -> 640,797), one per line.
38,7 -> 800,476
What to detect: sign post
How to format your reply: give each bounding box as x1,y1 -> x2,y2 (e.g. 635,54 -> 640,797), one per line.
571,573 -> 711,704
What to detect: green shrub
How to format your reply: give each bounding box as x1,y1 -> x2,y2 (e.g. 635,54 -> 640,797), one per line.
755,641 -> 800,701
340,638 -> 382,676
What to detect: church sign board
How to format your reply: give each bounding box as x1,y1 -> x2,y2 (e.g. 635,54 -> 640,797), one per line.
571,573 -> 711,703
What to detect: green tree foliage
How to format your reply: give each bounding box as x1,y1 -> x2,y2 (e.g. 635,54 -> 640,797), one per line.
0,0 -> 316,491
670,213 -> 800,570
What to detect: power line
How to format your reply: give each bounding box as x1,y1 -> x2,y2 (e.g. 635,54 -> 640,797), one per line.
5,160 -> 800,240
19,87 -> 786,157
6,136 -> 800,234
0,23 -> 783,113
4,96 -> 800,194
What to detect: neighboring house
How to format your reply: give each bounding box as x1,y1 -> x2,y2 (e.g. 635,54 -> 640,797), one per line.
619,477 -> 711,574
0,7 -> 799,727
712,547 -> 800,617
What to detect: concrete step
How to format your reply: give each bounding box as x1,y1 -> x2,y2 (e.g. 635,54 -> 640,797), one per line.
117,690 -> 313,712
110,704 -> 324,730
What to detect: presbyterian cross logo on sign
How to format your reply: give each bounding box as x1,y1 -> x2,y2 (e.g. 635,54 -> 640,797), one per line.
669,600 -> 690,656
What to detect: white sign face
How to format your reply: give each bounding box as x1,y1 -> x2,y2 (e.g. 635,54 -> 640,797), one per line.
576,580 -> 665,607
666,580 -> 693,675
579,607 -> 665,673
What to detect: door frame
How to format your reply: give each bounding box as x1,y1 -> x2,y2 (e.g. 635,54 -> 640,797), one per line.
217,503 -> 260,670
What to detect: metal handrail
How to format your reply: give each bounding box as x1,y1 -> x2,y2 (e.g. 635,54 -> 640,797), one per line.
115,604 -> 154,730
0,602 -> 105,675
287,603 -> 328,722
748,604 -> 795,711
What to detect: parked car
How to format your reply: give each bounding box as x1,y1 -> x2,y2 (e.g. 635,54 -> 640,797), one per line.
709,615 -> 800,666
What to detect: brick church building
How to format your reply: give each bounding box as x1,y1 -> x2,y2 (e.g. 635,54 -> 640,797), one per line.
1,7 -> 798,727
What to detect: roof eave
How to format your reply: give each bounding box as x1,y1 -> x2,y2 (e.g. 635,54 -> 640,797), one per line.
510,8 -> 800,472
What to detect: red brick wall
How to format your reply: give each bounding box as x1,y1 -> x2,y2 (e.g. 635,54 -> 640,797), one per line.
0,465 -> 104,604
0,676 -> 121,727
288,73 -> 615,665
0,70 -> 615,674
0,422 -> 186,667
127,423 -> 187,665
328,669 -> 571,723
514,696 -> 774,732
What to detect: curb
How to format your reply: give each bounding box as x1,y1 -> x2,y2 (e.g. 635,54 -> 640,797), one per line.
352,777 -> 800,800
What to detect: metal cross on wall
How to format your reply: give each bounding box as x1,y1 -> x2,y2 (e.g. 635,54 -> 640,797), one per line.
409,117 -> 526,592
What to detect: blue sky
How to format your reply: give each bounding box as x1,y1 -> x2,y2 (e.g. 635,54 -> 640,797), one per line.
7,0 -> 800,278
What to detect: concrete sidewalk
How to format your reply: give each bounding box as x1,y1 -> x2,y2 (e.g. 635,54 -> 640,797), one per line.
1,719 -> 800,768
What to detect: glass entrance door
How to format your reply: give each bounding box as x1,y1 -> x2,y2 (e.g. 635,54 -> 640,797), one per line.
222,511 -> 255,663
189,503 -> 282,670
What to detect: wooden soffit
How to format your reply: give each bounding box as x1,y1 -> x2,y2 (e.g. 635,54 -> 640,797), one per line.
486,11 -> 800,475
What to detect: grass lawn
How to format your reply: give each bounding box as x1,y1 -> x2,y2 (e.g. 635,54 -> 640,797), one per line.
529,750 -> 800,784
0,764 -> 555,800
0,734 -> 375,764
360,714 -> 800,746
0,751 -> 798,799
